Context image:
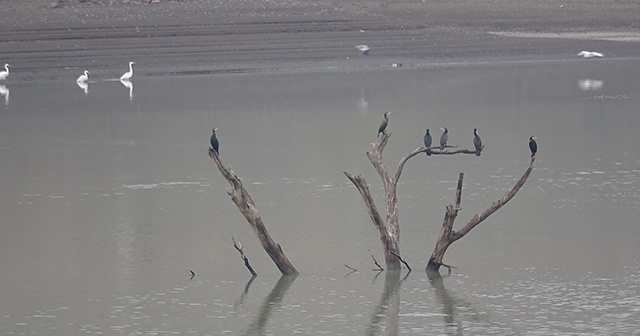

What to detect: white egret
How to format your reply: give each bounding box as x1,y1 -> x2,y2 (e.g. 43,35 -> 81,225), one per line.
77,70 -> 89,83
355,44 -> 370,56
578,51 -> 604,58
0,64 -> 10,81
120,61 -> 135,81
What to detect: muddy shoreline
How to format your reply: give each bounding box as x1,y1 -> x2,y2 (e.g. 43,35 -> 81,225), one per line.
1,0 -> 639,80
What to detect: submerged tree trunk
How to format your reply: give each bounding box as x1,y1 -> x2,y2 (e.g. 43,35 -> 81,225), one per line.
426,155 -> 537,272
209,149 -> 298,275
344,133 -> 401,269
345,133 -> 484,270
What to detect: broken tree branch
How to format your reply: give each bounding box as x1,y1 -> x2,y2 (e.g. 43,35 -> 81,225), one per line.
370,250 -> 384,271
209,148 -> 297,275
390,251 -> 412,272
233,237 -> 257,276
427,155 -> 537,272
452,155 -> 537,242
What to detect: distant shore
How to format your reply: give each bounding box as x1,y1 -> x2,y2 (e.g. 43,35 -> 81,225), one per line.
1,0 -> 639,80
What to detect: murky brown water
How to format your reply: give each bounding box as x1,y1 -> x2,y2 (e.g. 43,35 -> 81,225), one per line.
1,59 -> 639,335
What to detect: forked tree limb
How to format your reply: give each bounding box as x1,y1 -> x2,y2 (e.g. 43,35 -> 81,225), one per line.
209,149 -> 298,275
427,155 -> 537,272
346,133 -> 481,270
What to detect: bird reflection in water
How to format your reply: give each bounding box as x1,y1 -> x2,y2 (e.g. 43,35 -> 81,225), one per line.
120,79 -> 133,100
76,81 -> 89,95
0,85 -> 9,105
578,79 -> 604,91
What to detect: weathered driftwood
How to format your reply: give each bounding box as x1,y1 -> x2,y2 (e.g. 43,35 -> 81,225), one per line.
209,149 -> 297,275
345,133 -> 482,269
426,155 -> 537,272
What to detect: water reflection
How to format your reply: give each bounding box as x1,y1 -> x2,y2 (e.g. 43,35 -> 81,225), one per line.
233,275 -> 257,311
120,79 -> 133,100
1,60 -> 640,335
76,81 -> 89,95
242,274 -> 297,336
0,85 -> 8,105
578,79 -> 604,91
366,270 -> 410,336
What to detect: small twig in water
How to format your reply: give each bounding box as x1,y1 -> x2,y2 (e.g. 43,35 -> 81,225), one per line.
369,250 -> 384,271
344,264 -> 358,272
233,237 -> 257,276
390,251 -> 412,272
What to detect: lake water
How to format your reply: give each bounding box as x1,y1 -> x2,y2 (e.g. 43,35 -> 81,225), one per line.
1,59 -> 639,335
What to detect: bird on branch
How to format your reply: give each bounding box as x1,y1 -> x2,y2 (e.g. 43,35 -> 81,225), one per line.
439,127 -> 449,150
473,128 -> 482,156
529,136 -> 537,156
210,128 -> 219,153
377,112 -> 391,137
424,129 -> 432,156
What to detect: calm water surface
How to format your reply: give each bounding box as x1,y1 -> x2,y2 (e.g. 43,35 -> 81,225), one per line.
1,60 -> 639,335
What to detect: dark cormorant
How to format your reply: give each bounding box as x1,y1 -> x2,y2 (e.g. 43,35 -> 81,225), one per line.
439,127 -> 448,150
529,136 -> 537,157
473,128 -> 482,156
423,129 -> 432,156
210,128 -> 219,153
377,112 -> 391,137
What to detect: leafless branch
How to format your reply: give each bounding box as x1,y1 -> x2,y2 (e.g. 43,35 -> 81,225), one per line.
233,237 -> 257,276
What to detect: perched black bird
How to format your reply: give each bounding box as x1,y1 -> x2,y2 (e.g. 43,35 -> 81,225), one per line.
210,128 -> 219,153
439,127 -> 449,150
377,112 -> 391,137
473,128 -> 482,156
423,129 -> 432,156
529,136 -> 537,157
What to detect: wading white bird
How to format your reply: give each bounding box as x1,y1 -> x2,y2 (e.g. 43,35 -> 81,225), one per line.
77,70 -> 89,83
0,64 -> 10,81
578,51 -> 604,58
120,61 -> 135,81
355,44 -> 370,56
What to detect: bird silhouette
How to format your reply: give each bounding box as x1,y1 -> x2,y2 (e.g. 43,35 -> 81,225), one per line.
439,127 -> 449,150
424,129 -> 432,156
377,112 -> 390,137
529,136 -> 538,157
473,128 -> 482,156
210,128 -> 219,153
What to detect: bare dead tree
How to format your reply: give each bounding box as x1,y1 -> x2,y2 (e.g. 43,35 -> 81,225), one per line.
345,133 -> 482,270
209,149 -> 298,275
426,155 -> 537,272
